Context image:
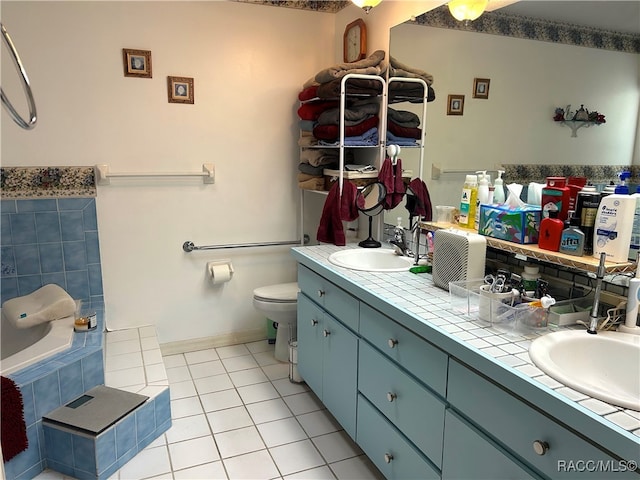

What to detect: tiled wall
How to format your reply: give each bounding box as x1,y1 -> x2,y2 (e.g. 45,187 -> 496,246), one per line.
1,198 -> 103,307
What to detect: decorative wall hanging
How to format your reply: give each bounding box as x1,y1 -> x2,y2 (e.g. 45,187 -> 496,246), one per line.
447,94 -> 465,115
473,78 -> 490,99
553,104 -> 606,137
167,76 -> 194,104
122,49 -> 152,78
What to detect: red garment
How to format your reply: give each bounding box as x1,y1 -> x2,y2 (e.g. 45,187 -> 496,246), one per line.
312,115 -> 379,141
297,100 -> 339,121
317,180 -> 360,246
298,85 -> 319,101
378,157 -> 406,210
408,178 -> 433,221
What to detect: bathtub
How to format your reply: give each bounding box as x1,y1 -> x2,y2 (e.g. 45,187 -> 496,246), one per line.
0,310 -> 76,376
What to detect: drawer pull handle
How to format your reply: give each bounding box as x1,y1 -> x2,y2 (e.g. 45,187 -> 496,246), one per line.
388,338 -> 398,348
532,440 -> 549,456
317,290 -> 325,297
384,453 -> 394,464
323,329 -> 331,337
386,392 -> 397,402
311,319 -> 318,326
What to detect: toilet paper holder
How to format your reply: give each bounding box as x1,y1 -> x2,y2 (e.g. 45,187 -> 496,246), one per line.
206,260 -> 234,283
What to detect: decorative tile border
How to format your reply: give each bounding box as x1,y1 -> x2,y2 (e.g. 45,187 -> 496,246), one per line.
502,164 -> 638,185
0,167 -> 96,198
413,5 -> 640,54
231,0 -> 348,13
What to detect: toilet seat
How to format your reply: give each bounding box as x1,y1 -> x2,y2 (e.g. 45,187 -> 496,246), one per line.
253,282 -> 299,303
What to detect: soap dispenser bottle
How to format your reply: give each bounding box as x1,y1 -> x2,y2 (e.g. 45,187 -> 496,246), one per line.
615,171 -> 631,195
459,174 -> 478,229
493,170 -> 506,204
474,171 -> 490,230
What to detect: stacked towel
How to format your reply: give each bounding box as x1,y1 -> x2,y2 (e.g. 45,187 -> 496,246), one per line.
2,284 -> 76,329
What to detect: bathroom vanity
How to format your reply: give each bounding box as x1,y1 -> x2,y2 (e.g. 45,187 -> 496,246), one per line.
292,245 -> 640,480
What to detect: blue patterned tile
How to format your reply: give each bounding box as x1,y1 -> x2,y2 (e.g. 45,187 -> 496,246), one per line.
72,434 -> 97,473
46,460 -> 75,478
83,201 -> 97,231
4,422 -> 42,479
63,241 -> 88,271
135,400 -> 155,442
81,350 -> 104,390
17,275 -> 44,298
0,276 -> 18,303
115,414 -> 137,459
35,212 -> 62,243
60,211 -> 84,241
1,199 -> 17,213
113,445 -> 137,474
73,466 -> 97,480
95,428 -> 116,473
154,389 -> 171,426
17,199 -> 57,213
15,459 -> 45,480
65,270 -> 90,301
88,264 -> 103,296
58,198 -> 92,211
41,272 -> 66,290
85,231 -> 100,265
14,244 -> 40,275
1,245 -> 16,275
34,372 -> 61,417
39,243 -> 64,273
10,213 -> 37,244
19,383 -> 36,426
58,361 -> 84,404
43,424 -> 73,465
2,213 -> 13,245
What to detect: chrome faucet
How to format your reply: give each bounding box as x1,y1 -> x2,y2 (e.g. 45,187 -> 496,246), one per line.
389,223 -> 413,258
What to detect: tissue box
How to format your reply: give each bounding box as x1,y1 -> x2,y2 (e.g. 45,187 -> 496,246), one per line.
478,204 -> 541,244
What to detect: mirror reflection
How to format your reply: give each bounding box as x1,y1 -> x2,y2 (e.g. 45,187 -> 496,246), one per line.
358,181 -> 386,248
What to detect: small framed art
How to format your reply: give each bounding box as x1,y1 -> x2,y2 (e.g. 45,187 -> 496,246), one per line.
447,95 -> 465,115
167,76 -> 194,104
122,49 -> 152,78
473,78 -> 490,99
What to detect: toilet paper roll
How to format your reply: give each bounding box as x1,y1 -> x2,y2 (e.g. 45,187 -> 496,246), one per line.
208,263 -> 232,285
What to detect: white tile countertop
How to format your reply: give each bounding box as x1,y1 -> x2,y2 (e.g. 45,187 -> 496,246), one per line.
291,244 -> 640,452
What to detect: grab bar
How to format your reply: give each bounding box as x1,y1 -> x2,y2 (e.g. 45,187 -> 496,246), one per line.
1,23 -> 37,130
95,164 -> 215,185
183,236 -> 309,253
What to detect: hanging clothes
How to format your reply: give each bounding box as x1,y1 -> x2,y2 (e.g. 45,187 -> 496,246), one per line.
408,178 -> 433,221
317,180 -> 360,246
378,156 -> 406,210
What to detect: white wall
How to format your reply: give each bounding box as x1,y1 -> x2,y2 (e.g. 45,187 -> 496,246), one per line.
1,1 -> 335,346
390,23 -> 640,207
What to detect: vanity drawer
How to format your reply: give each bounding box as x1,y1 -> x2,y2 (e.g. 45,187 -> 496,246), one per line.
359,341 -> 445,467
298,265 -> 359,331
357,394 -> 440,480
448,359 -> 637,479
359,303 -> 447,396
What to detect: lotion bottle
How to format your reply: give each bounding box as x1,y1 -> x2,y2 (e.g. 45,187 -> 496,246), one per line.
493,170 -> 506,204
593,193 -> 636,262
474,171 -> 490,230
459,174 -> 478,229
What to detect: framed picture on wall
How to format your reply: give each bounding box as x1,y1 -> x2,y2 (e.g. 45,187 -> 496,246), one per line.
473,78 -> 490,99
167,76 -> 194,104
447,95 -> 465,115
122,49 -> 152,78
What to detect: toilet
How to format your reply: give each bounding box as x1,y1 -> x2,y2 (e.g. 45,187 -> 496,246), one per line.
253,282 -> 299,362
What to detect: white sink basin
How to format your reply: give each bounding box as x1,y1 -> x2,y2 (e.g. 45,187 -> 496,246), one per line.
328,249 -> 414,272
529,330 -> 640,411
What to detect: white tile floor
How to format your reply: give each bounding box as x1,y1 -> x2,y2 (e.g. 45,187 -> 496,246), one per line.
36,340 -> 384,480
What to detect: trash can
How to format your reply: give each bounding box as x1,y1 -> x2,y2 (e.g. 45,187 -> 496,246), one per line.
266,319 -> 277,344
288,340 -> 303,383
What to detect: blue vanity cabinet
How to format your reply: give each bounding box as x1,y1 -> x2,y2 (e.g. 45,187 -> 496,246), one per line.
442,410 -> 538,480
446,359 -> 638,479
297,265 -> 359,439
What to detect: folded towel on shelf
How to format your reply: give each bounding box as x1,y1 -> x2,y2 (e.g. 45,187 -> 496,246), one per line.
298,136 -> 319,147
388,82 -> 436,104
379,157 -> 406,210
386,132 -> 419,147
298,85 -> 319,101
300,148 -> 341,167
387,107 -> 421,128
298,163 -> 326,176
298,173 -> 325,191
389,56 -> 434,85
408,178 -> 433,221
314,50 -> 387,84
298,120 -> 316,133
1,376 -> 28,462
317,180 -> 360,246
387,120 -> 422,139
2,284 -> 76,329
313,116 -> 379,141
315,77 -> 384,99
316,100 -> 379,126
297,100 -> 340,121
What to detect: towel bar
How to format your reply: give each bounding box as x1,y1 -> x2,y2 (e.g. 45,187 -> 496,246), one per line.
183,236 -> 309,253
95,164 -> 215,185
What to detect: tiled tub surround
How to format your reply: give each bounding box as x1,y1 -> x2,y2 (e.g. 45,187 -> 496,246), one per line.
292,245 -> 640,471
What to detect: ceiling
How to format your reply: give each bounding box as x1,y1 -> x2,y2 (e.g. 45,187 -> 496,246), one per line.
493,1 -> 640,35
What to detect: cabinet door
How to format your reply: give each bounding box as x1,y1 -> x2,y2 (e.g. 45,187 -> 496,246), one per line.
442,410 -> 538,480
297,293 -> 324,397
322,314 -> 358,439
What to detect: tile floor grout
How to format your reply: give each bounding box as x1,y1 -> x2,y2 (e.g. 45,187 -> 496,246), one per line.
36,340 -> 383,480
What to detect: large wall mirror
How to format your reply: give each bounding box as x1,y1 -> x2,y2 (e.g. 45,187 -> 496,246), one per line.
384,1 -> 639,218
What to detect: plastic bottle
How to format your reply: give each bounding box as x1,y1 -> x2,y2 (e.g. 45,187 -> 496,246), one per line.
593,193 -> 636,262
493,170 -> 506,204
474,171 -> 490,230
541,176 -> 570,221
559,216 -> 585,257
622,267 -> 640,329
601,181 -> 616,197
521,265 -> 540,297
575,184 -> 601,256
614,171 -> 631,195
538,210 -> 564,252
459,174 -> 478,229
630,187 -> 640,261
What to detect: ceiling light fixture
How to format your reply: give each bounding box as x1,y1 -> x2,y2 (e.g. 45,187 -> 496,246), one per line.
351,0 -> 382,14
448,0 -> 488,23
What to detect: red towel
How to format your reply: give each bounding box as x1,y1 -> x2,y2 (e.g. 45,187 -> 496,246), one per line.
1,376 -> 28,462
317,180 -> 360,246
408,178 -> 433,221
378,157 -> 406,210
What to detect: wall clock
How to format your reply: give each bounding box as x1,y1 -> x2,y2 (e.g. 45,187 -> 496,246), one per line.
343,18 -> 367,63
